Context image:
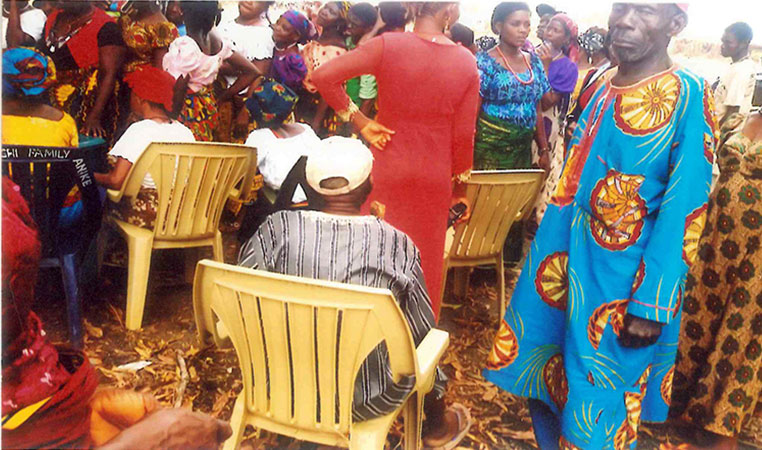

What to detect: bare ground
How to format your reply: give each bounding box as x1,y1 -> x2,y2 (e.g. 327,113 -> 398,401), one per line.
35,232 -> 761,449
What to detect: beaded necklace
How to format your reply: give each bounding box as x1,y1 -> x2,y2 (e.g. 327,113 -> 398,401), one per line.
495,46 -> 534,85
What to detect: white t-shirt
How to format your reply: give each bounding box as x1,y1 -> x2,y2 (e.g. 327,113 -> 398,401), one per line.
245,123 -> 320,203
2,8 -> 46,49
217,20 -> 274,87
109,120 -> 196,190
715,57 -> 760,118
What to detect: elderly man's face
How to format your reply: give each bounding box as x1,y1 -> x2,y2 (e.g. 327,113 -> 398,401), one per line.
608,3 -> 679,64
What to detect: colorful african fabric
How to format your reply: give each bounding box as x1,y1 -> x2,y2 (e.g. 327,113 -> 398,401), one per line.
484,66 -> 717,449
670,126 -> 762,437
178,86 -> 218,142
2,47 -> 56,97
244,79 -> 298,129
477,50 -> 549,130
42,7 -> 126,143
2,179 -> 98,448
270,49 -> 308,92
473,111 -> 535,170
299,41 -> 350,137
120,14 -> 178,73
475,50 -> 548,170
281,9 -> 317,45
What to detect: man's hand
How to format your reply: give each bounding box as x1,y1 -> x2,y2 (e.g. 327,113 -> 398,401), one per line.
99,408 -> 233,450
618,313 -> 663,348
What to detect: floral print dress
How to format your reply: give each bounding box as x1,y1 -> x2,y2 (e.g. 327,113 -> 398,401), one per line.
669,125 -> 762,437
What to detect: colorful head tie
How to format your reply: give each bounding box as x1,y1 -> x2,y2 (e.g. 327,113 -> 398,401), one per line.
551,13 -> 580,63
124,65 -> 176,112
282,10 -> 318,45
2,47 -> 56,97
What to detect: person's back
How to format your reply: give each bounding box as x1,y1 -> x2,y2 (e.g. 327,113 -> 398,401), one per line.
239,209 -> 423,300
373,32 -> 476,125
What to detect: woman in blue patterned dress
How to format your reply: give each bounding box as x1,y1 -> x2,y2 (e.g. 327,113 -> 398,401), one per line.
483,4 -> 715,448
474,2 -> 551,170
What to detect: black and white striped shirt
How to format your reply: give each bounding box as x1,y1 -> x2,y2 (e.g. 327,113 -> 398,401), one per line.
238,210 -> 447,421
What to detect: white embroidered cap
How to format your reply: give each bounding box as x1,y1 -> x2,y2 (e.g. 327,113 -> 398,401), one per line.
306,136 -> 374,196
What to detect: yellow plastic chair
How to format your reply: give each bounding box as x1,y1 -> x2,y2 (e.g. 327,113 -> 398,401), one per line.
106,142 -> 254,330
442,170 -> 544,318
192,259 -> 450,450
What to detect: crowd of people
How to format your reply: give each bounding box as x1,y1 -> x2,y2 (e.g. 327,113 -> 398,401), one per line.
2,0 -> 761,449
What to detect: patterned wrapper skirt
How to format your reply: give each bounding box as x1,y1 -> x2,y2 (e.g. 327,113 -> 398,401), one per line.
179,86 -> 219,142
473,111 -> 535,170
670,154 -> 762,436
107,188 -> 158,229
50,67 -> 125,144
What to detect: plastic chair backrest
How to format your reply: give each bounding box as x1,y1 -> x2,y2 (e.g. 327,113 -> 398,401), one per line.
117,142 -> 253,241
447,170 -> 544,260
194,260 -> 418,445
1,144 -> 103,259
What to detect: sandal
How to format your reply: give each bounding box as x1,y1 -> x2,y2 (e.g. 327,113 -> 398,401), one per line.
422,402 -> 472,450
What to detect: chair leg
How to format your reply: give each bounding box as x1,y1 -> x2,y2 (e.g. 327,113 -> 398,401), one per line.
223,394 -> 247,450
453,267 -> 470,299
403,391 -> 424,450
59,253 -> 83,347
184,248 -> 199,285
124,234 -> 153,330
496,253 -> 506,320
212,230 -> 225,262
440,261 -> 450,306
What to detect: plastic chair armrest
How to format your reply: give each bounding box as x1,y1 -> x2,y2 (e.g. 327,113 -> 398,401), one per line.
414,328 -> 449,385
106,188 -> 123,203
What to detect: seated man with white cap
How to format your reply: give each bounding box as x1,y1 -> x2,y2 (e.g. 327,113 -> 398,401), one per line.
237,136 -> 471,447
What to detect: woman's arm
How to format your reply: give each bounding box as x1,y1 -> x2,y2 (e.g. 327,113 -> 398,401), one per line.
82,44 -> 125,137
94,157 -> 132,190
219,51 -> 261,102
312,36 -> 393,147
534,103 -> 550,171
541,90 -> 562,111
6,0 -> 36,47
252,58 -> 272,78
311,98 -> 330,131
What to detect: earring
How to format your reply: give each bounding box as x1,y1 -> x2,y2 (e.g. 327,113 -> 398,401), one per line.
444,15 -> 451,33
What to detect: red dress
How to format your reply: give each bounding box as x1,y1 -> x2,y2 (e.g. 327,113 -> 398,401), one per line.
314,33 -> 479,316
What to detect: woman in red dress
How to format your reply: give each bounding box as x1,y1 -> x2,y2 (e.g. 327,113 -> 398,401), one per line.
313,2 -> 479,317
